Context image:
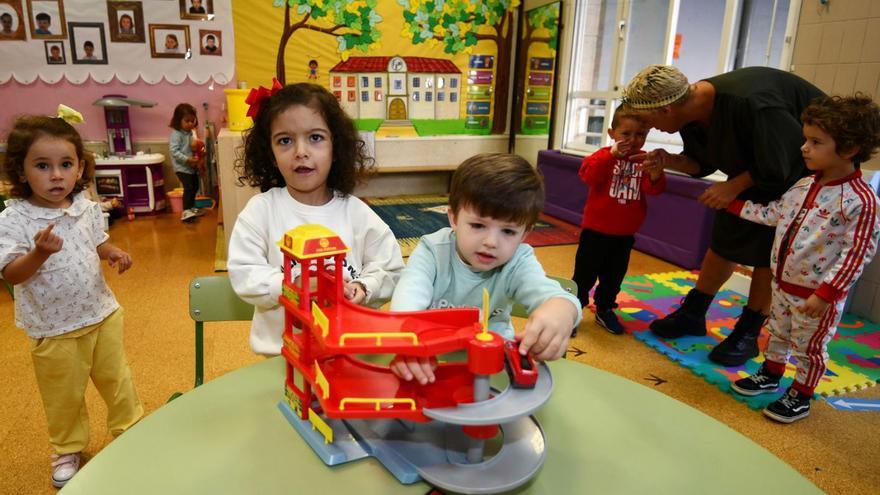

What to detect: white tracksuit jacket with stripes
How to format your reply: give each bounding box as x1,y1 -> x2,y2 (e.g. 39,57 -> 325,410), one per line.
730,170 -> 879,303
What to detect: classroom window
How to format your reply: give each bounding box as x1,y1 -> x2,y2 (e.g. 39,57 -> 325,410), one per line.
333,91 -> 342,100
560,0 -> 797,153
450,92 -> 457,103
375,90 -> 383,101
425,91 -> 432,102
361,76 -> 369,87
361,91 -> 369,102
450,78 -> 458,88
437,92 -> 445,101
347,76 -> 356,87
333,76 -> 341,88
412,92 -> 419,101
348,91 -> 355,102
437,77 -> 445,89
393,79 -> 403,90
413,77 -> 420,88
425,77 -> 433,89
374,77 -> 382,88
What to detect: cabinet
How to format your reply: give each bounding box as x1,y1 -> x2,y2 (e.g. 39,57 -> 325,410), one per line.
94,153 -> 167,214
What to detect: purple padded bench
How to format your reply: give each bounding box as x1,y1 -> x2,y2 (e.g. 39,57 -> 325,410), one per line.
537,149 -> 715,269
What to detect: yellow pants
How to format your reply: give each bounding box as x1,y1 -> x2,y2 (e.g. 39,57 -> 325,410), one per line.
29,308 -> 144,454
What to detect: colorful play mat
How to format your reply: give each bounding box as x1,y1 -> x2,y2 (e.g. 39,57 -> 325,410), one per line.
614,271 -> 880,409
365,194 -> 580,257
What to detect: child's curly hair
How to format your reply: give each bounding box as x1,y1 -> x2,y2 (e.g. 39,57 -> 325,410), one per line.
236,83 -> 373,194
449,153 -> 545,229
801,93 -> 880,164
2,115 -> 94,199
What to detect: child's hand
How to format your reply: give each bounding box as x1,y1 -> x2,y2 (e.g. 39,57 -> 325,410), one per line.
389,355 -> 438,385
517,297 -> 577,361
33,224 -> 63,255
610,140 -> 630,158
799,294 -> 830,318
107,249 -> 133,274
343,281 -> 367,304
698,181 -> 740,209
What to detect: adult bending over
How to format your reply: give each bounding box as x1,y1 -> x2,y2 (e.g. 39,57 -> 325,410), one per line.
622,65 -> 824,366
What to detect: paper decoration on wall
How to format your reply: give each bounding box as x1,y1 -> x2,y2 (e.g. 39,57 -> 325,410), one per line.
245,1 -> 518,136
517,1 -> 560,135
0,0 -> 233,85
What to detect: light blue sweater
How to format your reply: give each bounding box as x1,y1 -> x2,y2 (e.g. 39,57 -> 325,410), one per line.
169,128 -> 196,174
390,228 -> 582,340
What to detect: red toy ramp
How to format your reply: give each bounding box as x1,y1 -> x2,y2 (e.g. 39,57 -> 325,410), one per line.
310,355 -> 476,422
316,299 -> 483,355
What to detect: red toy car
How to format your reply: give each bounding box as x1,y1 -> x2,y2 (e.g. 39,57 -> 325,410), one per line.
504,340 -> 538,389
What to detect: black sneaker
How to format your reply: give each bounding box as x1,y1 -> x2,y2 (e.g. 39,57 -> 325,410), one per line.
730,365 -> 781,396
763,387 -> 811,423
649,289 -> 711,339
596,309 -> 625,335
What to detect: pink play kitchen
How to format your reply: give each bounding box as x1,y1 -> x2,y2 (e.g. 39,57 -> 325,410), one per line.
92,95 -> 166,215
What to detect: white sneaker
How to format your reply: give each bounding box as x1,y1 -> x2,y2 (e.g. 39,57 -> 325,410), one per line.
51,452 -> 80,488
190,207 -> 206,217
181,209 -> 197,222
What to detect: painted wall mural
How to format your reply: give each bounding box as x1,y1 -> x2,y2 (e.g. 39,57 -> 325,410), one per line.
238,0 -> 522,136
516,1 -> 559,135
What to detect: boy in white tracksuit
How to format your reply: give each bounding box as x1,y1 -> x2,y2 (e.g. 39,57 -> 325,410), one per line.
726,94 -> 880,423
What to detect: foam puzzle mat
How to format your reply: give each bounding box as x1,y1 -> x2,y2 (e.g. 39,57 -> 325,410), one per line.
614,271 -> 880,409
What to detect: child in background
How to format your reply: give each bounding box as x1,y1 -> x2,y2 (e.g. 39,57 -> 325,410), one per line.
389,153 -> 582,384
728,94 -> 880,423
572,106 -> 665,334
0,112 -> 143,487
228,81 -> 404,356
169,103 -> 205,222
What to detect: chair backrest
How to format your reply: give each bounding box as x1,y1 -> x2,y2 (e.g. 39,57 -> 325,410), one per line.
189,276 -> 254,322
510,276 -> 578,318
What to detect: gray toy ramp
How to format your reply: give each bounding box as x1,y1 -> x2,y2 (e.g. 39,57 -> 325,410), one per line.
418,416 -> 547,494
423,362 -> 553,425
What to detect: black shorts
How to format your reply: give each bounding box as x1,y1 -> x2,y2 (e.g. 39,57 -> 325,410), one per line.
710,208 -> 775,267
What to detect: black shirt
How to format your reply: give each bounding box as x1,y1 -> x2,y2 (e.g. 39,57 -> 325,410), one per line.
680,67 -> 825,203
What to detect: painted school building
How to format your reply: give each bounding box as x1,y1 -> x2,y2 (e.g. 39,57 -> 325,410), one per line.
328,56 -> 461,121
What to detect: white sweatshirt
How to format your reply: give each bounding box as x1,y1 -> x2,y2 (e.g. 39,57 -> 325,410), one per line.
228,188 -> 403,355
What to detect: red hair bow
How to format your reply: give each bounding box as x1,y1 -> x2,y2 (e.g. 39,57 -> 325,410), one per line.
244,77 -> 283,118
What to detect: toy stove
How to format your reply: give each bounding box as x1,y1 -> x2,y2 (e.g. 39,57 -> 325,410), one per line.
92,95 -> 156,156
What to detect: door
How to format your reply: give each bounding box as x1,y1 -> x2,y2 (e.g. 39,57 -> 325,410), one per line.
388,98 -> 407,120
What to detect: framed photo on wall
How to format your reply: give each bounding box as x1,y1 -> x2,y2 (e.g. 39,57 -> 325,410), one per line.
107,1 -> 144,43
149,23 -> 189,59
179,0 -> 212,20
44,39 -> 64,63
69,22 -> 107,64
26,0 -> 66,39
198,29 -> 220,56
0,0 -> 26,40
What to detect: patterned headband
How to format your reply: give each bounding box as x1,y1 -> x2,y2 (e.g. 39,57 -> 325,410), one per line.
245,78 -> 283,118
622,84 -> 689,110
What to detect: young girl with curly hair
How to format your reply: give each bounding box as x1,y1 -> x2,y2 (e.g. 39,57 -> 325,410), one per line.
0,112 -> 142,487
228,82 -> 404,355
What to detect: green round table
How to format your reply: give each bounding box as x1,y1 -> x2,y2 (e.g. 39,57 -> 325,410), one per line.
60,357 -> 821,494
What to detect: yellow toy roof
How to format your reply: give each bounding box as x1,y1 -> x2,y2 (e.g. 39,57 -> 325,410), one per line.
277,224 -> 350,259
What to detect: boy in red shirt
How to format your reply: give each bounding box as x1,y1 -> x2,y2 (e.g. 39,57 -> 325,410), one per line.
573,107 -> 666,334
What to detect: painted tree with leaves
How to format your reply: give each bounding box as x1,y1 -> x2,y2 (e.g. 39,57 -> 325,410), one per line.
273,0 -> 382,84
399,0 -> 519,134
513,2 -> 559,133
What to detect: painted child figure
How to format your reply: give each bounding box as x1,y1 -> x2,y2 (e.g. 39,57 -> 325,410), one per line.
728,95 -> 880,423
572,106 -> 665,334
0,112 -> 143,487
228,81 -> 403,356
389,153 -> 582,384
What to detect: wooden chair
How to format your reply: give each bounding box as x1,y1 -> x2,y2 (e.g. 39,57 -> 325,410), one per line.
168,276 -> 254,401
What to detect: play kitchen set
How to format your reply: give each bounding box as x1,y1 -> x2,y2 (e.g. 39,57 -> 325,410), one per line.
92,95 -> 167,215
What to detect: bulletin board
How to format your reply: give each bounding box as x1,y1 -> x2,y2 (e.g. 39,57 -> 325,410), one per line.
233,0 -> 521,136
0,0 -> 234,85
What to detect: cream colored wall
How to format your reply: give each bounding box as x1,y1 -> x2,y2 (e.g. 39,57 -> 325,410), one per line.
791,0 -> 880,169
